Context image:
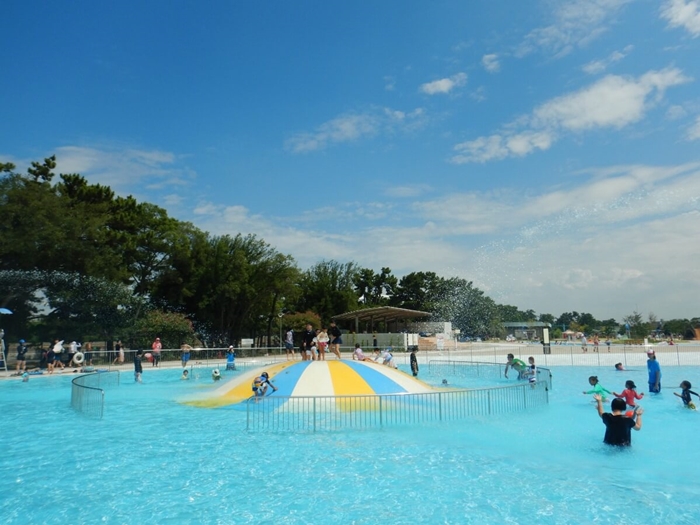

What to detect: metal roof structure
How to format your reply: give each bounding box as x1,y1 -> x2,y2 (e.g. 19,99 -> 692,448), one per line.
332,306 -> 431,333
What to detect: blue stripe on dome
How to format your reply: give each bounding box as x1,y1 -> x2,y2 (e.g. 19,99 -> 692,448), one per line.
342,361 -> 407,394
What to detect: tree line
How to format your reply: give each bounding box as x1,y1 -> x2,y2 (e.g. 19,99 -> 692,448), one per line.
1,156 -> 698,349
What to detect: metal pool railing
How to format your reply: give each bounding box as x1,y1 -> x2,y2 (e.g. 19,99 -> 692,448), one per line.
427,360 -> 553,390
245,381 -> 549,432
70,371 -> 121,419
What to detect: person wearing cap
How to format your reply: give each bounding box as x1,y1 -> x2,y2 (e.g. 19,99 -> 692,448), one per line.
226,346 -> 236,370
16,339 -> 29,374
647,350 -> 661,393
151,337 -> 162,367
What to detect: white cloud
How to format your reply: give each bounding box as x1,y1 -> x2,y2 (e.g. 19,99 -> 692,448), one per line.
666,104 -> 688,119
582,44 -> 633,74
517,0 -> 632,57
419,72 -> 467,95
452,67 -> 691,163
49,145 -> 196,197
384,75 -> 396,91
285,107 -> 427,153
688,115 -> 700,139
384,184 -> 433,198
285,114 -> 378,153
481,54 -> 501,73
171,161 -> 700,319
661,0 -> 700,37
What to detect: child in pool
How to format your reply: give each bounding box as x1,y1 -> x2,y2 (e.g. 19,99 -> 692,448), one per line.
674,381 -> 700,409
583,376 -> 612,401
613,380 -> 644,408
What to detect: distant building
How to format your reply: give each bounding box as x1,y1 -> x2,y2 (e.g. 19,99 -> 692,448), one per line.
501,322 -> 552,340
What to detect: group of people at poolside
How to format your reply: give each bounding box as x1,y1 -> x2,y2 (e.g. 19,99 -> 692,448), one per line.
284,323 -> 343,361
11,338 -> 105,376
352,343 -> 398,369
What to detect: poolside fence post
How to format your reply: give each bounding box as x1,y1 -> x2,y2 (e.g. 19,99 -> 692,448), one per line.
676,345 -> 680,366
379,396 -> 383,428
488,390 -> 491,415
570,346 -> 573,366
523,383 -> 527,409
313,397 -> 316,433
439,392 -> 442,421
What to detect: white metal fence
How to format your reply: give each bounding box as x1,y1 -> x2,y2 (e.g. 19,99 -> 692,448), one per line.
70,371 -> 120,419
245,378 -> 549,432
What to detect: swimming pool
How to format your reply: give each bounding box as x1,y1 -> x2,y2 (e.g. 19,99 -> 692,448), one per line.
2,364 -> 699,524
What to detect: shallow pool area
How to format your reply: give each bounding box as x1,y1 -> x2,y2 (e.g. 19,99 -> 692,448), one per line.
2,363 -> 700,524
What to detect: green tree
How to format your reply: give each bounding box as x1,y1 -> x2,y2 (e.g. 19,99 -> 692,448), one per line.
354,267 -> 398,307
390,271 -> 450,312
295,260 -> 359,325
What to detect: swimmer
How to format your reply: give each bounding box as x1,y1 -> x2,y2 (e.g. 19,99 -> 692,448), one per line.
612,380 -> 644,409
212,369 -> 221,381
252,372 -> 277,398
614,363 -> 624,371
442,379 -> 448,386
22,372 -> 29,382
181,370 -> 189,380
583,376 -> 612,401
674,381 -> 700,409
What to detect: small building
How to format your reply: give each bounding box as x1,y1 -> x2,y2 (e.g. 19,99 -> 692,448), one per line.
501,321 -> 552,341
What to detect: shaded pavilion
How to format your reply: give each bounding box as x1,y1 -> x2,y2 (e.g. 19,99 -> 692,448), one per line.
332,306 -> 431,334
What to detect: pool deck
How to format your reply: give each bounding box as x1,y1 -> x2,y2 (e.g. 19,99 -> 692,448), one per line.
2,342 -> 698,381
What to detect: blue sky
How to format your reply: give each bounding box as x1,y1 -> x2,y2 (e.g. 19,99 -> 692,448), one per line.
2,0 -> 700,321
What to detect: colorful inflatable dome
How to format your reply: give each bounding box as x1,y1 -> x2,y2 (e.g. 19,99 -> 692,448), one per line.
185,360 -> 438,408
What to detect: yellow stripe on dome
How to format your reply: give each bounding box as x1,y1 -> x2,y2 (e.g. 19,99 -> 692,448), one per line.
329,361 -> 375,395
184,361 -> 293,408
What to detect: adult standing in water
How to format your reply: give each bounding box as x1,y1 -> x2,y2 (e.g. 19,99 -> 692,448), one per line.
329,321 -> 342,360
593,394 -> 643,446
647,349 -> 661,393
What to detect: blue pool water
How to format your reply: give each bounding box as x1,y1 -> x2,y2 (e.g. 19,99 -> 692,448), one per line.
2,364 -> 700,524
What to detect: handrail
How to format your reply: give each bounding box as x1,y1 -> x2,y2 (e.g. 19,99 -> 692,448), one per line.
427,359 -> 553,390
245,380 -> 549,432
70,370 -> 120,419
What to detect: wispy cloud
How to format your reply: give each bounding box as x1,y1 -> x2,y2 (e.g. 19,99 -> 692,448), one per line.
50,145 -> 197,196
384,75 -> 396,91
177,162 -> 700,319
285,107 -> 426,153
582,44 -> 633,74
661,0 -> 700,37
481,54 -> 501,73
419,72 -> 467,95
688,115 -> 700,140
451,67 -> 691,163
516,0 -> 632,58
